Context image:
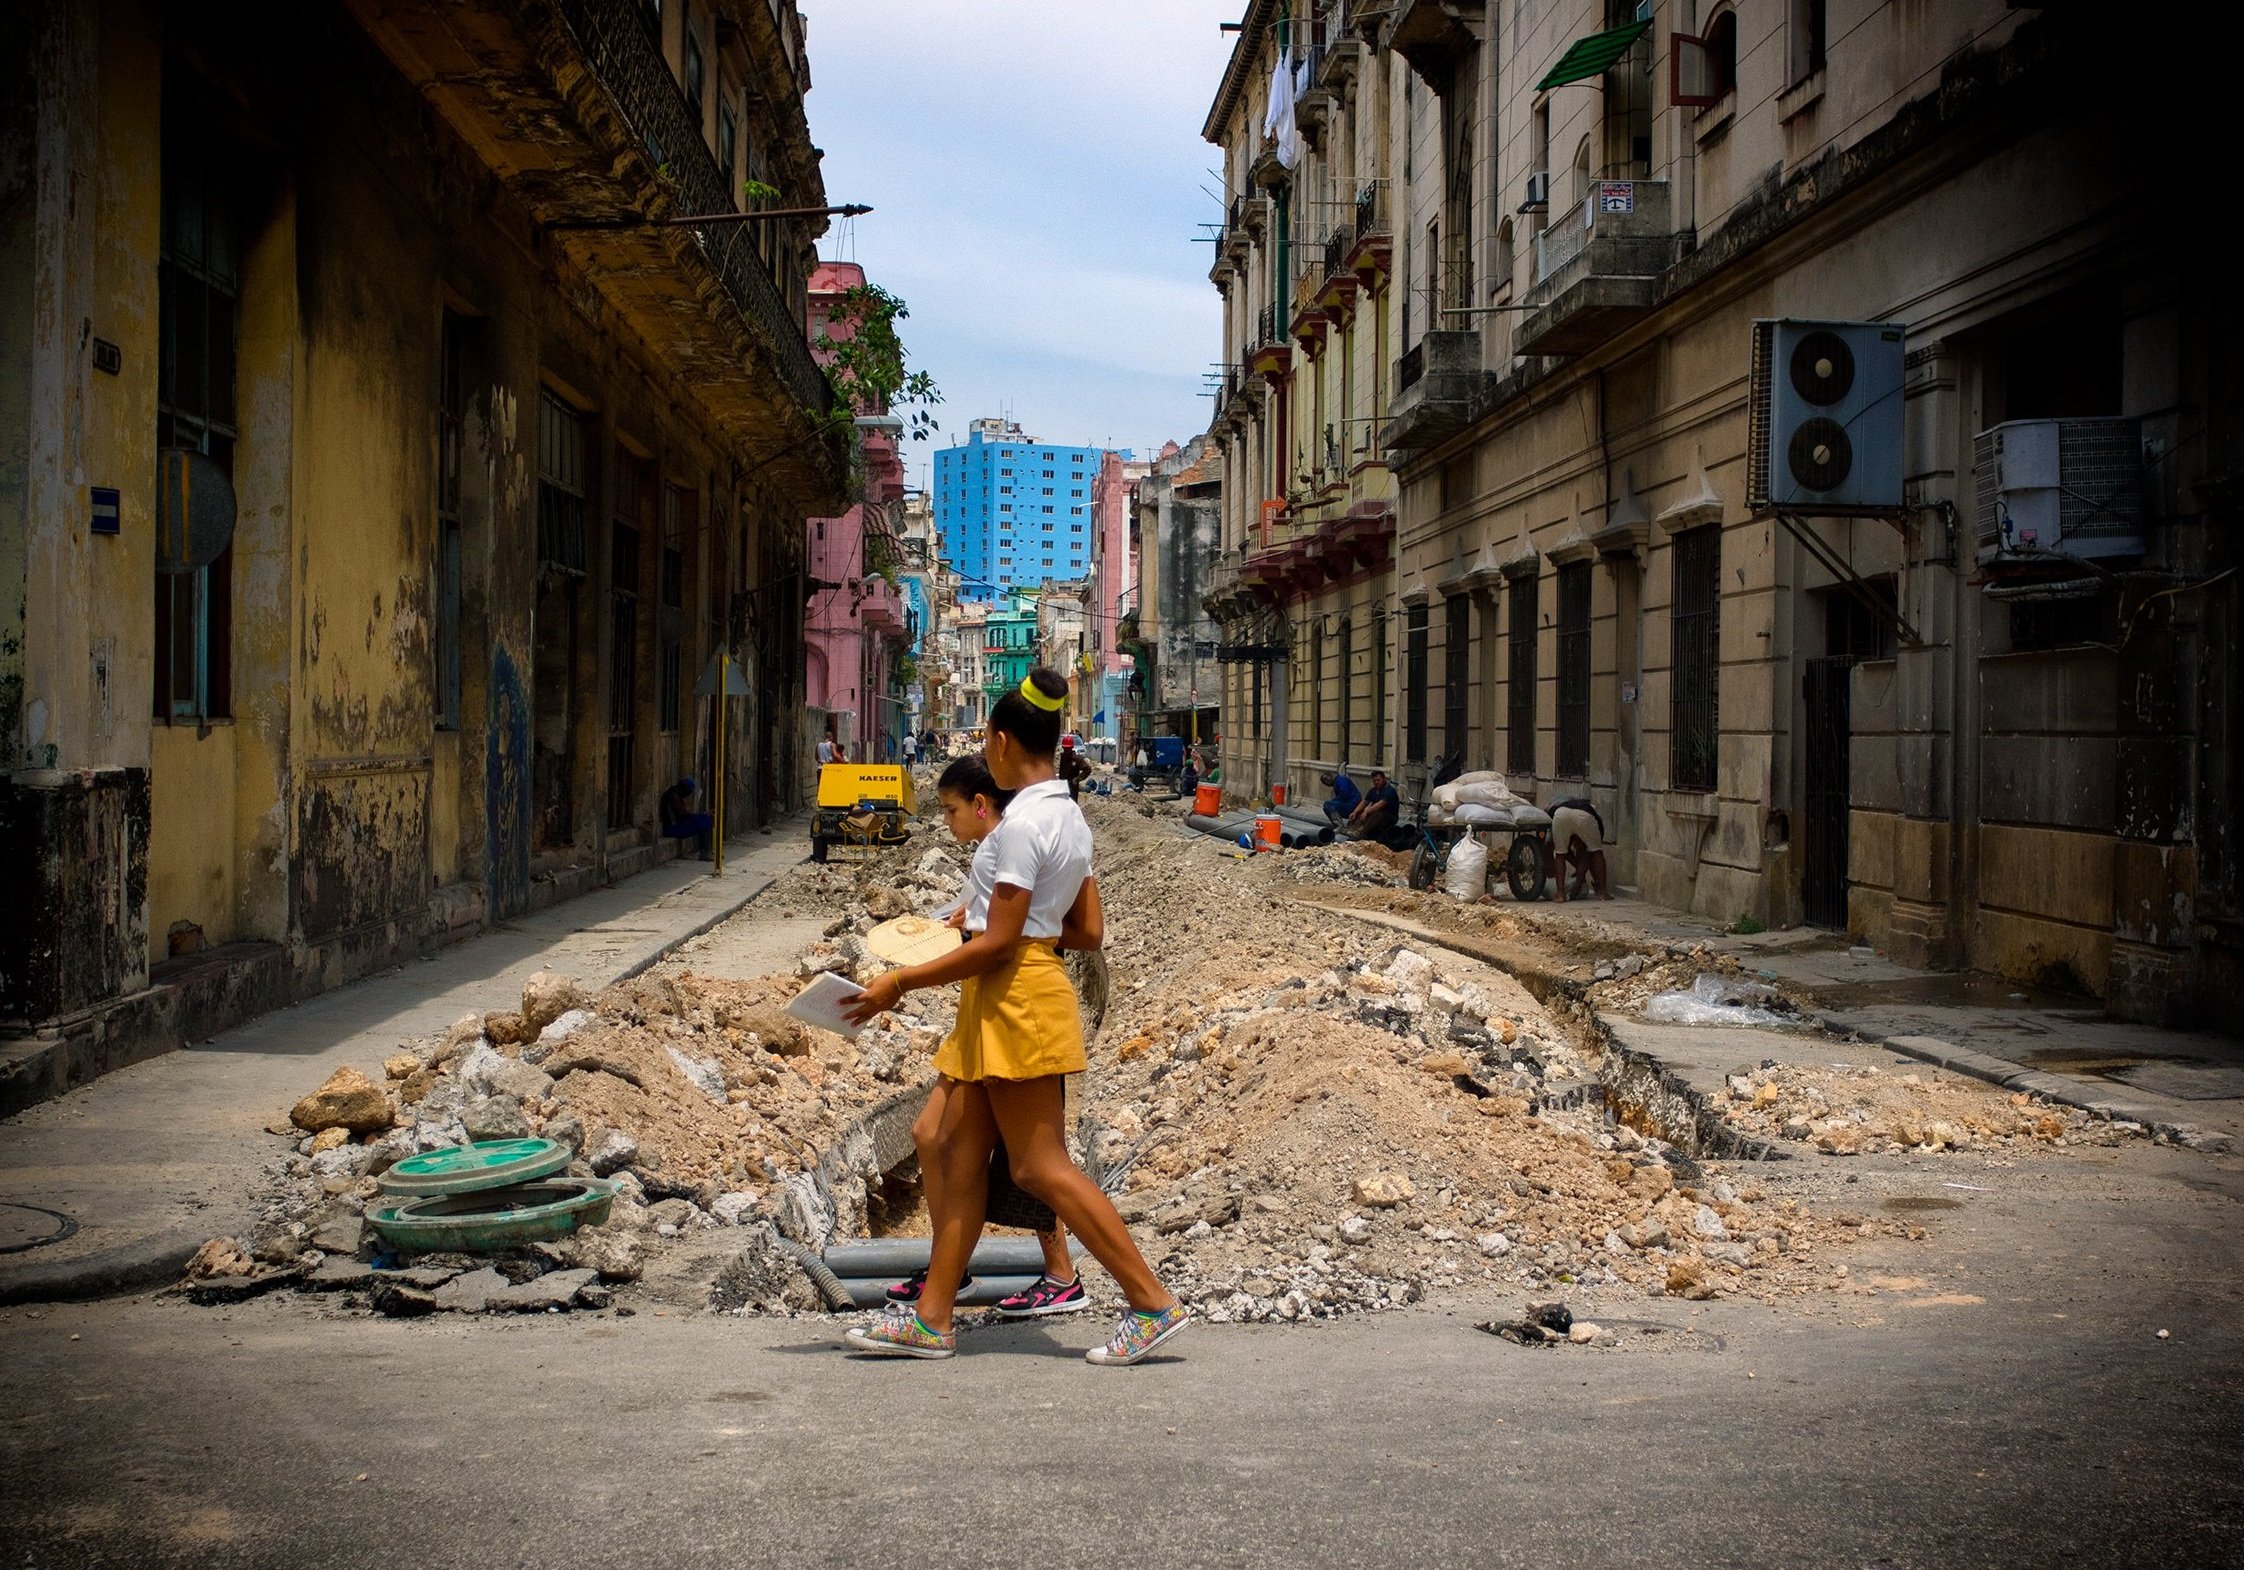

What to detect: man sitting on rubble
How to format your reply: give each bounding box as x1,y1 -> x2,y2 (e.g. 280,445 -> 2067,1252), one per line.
1550,797 -> 1611,901
1345,769 -> 1399,840
659,777 -> 714,859
1320,768 -> 1361,829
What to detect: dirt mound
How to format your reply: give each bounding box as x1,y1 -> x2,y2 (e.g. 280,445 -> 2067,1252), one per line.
1069,798 -> 1862,1321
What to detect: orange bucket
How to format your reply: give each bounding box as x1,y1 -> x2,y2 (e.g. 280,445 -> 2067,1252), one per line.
1194,782 -> 1222,816
1270,784 -> 1288,806
1254,813 -> 1282,850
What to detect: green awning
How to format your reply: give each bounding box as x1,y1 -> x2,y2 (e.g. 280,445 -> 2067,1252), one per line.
1534,19 -> 1652,92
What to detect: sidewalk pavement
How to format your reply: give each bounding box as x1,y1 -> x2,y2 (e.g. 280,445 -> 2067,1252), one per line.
1503,892 -> 2244,1150
0,824 -> 810,1305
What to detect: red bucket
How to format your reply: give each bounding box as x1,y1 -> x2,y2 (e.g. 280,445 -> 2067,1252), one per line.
1193,782 -> 1222,816
1254,813 -> 1282,850
1270,783 -> 1288,806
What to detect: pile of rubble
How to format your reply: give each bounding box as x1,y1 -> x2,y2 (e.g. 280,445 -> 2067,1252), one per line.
1271,840 -> 1410,888
1714,1061 -> 2114,1155
1067,799 -> 1866,1322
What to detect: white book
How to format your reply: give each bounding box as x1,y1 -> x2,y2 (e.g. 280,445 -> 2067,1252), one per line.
785,969 -> 868,1041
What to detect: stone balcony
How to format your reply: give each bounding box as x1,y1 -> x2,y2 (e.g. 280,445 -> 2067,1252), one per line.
1514,179 -> 1688,358
1385,331 -> 1484,454
347,0 -> 847,512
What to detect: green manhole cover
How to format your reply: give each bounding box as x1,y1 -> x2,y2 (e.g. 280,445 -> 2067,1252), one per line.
377,1138 -> 571,1198
367,1178 -> 615,1252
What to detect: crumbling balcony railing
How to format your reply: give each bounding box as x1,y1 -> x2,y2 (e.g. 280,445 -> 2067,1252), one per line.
555,0 -> 829,419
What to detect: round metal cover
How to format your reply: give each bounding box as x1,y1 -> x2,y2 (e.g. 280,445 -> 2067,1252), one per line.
155,447 -> 238,574
1789,330 -> 1855,406
377,1138 -> 572,1198
1788,418 -> 1853,491
366,1177 -> 615,1252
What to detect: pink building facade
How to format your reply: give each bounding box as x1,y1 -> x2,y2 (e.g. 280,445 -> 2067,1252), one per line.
1088,447 -> 1161,738
804,261 -> 908,759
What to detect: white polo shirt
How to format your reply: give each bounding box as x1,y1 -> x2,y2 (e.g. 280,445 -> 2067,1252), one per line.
983,777 -> 1094,939
934,836 -> 1001,933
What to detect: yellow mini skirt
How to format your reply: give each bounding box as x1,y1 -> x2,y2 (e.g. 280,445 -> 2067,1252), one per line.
934,940 -> 1087,1083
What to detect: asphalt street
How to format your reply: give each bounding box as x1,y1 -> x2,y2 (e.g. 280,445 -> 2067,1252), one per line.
4,1141 -> 2239,1570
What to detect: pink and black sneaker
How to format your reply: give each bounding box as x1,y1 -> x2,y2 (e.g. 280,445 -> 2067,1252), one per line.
884,1269 -> 973,1305
994,1274 -> 1089,1318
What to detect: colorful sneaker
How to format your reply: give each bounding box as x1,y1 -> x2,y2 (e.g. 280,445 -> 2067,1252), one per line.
844,1306 -> 955,1360
995,1274 -> 1090,1318
883,1269 -> 974,1305
1085,1302 -> 1192,1366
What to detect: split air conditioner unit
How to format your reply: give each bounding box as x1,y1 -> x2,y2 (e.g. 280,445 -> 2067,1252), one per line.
1520,171 -> 1550,212
1746,319 -> 1906,514
1972,417 -> 2145,564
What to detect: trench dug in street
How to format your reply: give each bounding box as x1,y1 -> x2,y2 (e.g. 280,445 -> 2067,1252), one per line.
186,789 -> 2174,1334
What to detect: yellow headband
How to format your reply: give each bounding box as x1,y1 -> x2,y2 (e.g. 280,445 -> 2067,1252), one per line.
1017,675 -> 1065,712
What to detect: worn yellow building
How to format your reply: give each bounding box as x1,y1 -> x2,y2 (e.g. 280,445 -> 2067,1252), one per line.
1197,1 -> 2239,1027
0,0 -> 847,1104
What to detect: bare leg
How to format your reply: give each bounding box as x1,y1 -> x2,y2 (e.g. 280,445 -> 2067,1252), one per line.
908,1080 -> 961,1257
985,1076 -> 1176,1314
1037,1222 -> 1075,1283
913,1080 -> 999,1335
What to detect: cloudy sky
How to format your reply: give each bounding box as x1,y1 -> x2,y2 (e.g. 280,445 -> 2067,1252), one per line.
803,1 -> 1240,483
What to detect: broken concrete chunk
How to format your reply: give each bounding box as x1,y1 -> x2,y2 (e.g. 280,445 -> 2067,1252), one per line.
290,1065 -> 393,1135
483,1010 -> 533,1047
370,1279 -> 440,1317
432,1267 -> 511,1313
1351,1172 -> 1416,1209
587,1131 -> 639,1177
520,970 -> 587,1033
463,1094 -> 532,1142
382,1054 -> 421,1081
566,1227 -> 645,1283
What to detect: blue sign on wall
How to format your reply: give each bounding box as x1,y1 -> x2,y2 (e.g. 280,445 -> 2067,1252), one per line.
90,486 -> 121,536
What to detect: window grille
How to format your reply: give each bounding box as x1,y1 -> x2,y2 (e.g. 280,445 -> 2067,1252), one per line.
1507,572 -> 1538,775
1405,603 -> 1429,763
1670,526 -> 1721,792
1444,593 -> 1471,761
1556,561 -> 1591,777
537,392 -> 588,572
607,514 -> 641,830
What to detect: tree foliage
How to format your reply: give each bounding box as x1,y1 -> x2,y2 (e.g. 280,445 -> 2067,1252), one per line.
814,282 -> 942,442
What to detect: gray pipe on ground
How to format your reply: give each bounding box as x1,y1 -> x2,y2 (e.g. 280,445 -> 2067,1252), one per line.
821,1237 -> 1072,1278
838,1275 -> 1044,1310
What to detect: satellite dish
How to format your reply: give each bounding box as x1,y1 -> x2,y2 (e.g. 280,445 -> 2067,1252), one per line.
155,448 -> 237,573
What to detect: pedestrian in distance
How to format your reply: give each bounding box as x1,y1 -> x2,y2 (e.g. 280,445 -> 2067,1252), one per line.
876,754 -> 1085,1320
657,777 -> 713,859
1345,769 -> 1399,840
1057,734 -> 1090,801
817,729 -> 838,766
1320,768 -> 1360,829
902,731 -> 919,767
1549,797 -> 1612,902
842,666 -> 1190,1365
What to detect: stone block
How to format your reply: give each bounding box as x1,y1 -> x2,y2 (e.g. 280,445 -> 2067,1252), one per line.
1980,649 -> 2117,734
1850,660 -> 1900,734
2112,840 -> 2196,947
1848,810 -> 1898,892
1977,824 -> 2114,928
1846,883 -> 1895,945
1850,735 -> 1903,814
1979,736 -> 2115,831
1891,818 -> 1949,905
1971,908 -> 2111,998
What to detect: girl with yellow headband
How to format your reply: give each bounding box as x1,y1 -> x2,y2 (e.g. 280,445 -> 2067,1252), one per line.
842,667 -> 1190,1365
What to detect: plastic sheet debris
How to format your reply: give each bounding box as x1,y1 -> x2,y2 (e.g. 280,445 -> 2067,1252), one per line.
1641,973 -> 1795,1028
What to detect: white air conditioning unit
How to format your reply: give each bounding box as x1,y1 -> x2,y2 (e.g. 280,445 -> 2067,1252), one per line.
1973,417 -> 2145,564
1520,171 -> 1550,212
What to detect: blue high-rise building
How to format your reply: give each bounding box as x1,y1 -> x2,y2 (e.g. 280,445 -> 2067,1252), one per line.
934,418 -> 1109,601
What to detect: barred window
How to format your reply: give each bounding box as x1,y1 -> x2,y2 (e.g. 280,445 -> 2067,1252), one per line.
1557,561 -> 1592,778
154,122 -> 239,721
1443,592 -> 1471,762
537,391 -> 588,572
1670,526 -> 1721,792
1404,603 -> 1429,763
1336,614 -> 1353,765
435,312 -> 466,730
1507,572 -> 1538,775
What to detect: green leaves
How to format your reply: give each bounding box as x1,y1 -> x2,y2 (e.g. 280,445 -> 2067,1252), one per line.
813,282 -> 943,442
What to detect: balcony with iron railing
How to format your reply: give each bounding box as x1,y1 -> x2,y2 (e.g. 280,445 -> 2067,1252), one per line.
1248,304 -> 1290,377
354,0 -> 845,510
1516,179 -> 1686,357
1347,180 -> 1393,289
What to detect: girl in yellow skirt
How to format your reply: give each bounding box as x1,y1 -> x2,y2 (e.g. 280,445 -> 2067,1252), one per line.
843,668 -> 1189,1365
